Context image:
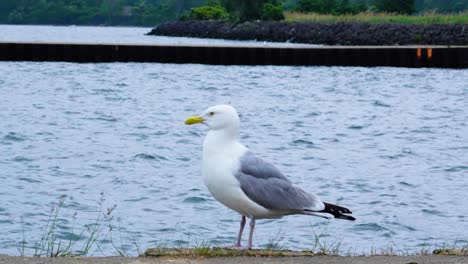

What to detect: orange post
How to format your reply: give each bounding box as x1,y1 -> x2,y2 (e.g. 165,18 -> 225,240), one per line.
416,48 -> 422,59
427,48 -> 433,59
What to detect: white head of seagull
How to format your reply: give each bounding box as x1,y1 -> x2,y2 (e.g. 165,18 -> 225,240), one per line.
186,104 -> 239,132
185,105 -> 241,151
185,104 -> 355,250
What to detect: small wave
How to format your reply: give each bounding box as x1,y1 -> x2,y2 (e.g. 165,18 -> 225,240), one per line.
388,222 -> 417,232
56,231 -> 81,241
156,228 -> 177,232
124,197 -> 149,202
402,148 -> 413,154
410,128 -> 435,134
447,146 -> 468,151
18,177 -> 41,183
183,196 -> 207,203
92,88 -> 119,93
64,111 -> 81,115
379,154 -> 405,160
13,156 -> 33,162
2,132 -> 27,142
398,181 -> 417,188
176,157 -> 191,161
351,223 -> 394,233
421,209 -> 446,217
373,100 -> 391,107
92,164 -> 114,170
111,178 -> 128,184
379,193 -> 397,198
134,153 -> 156,160
33,104 -> 45,109
84,116 -> 118,122
152,131 -> 168,136
348,125 -> 366,130
0,220 -> 15,224
444,166 -> 468,172
105,96 -> 129,102
320,137 -> 339,143
291,139 -> 317,149
271,146 -> 287,151
96,116 -> 118,122
305,111 -> 321,117
189,131 -> 202,137
36,131 -> 54,136
127,133 -> 149,141
134,153 -> 167,161
200,86 -> 218,91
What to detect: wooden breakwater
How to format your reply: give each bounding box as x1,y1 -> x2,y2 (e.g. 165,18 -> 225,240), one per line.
0,42 -> 466,68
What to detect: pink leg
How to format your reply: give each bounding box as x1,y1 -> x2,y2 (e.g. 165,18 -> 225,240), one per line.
247,218 -> 255,249
235,216 -> 246,247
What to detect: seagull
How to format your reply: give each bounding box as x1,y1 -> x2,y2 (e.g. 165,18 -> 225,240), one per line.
185,104 -> 355,249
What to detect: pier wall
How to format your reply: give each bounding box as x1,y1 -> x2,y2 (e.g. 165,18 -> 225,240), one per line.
0,42 -> 466,68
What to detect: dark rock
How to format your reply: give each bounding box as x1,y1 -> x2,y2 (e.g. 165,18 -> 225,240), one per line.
147,20 -> 468,46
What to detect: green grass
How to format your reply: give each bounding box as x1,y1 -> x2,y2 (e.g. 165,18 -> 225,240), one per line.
17,196 -> 468,258
432,241 -> 467,256
18,194 -> 131,257
285,11 -> 468,24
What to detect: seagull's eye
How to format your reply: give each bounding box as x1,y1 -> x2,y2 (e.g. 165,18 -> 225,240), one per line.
209,112 -> 215,116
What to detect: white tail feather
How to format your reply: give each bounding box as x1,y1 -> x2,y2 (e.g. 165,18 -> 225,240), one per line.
302,211 -> 333,219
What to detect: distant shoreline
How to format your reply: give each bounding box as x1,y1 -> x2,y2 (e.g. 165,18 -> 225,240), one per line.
148,20 -> 468,46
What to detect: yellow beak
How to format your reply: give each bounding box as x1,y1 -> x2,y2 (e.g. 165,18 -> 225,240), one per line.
185,116 -> 204,125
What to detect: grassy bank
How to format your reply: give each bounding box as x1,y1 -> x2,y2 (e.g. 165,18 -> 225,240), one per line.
284,11 -> 468,24
14,197 -> 468,258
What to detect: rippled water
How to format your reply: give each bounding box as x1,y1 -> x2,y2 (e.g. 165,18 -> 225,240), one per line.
0,62 -> 467,256
0,25 -> 315,47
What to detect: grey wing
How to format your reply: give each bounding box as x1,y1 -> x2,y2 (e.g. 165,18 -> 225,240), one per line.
236,152 -> 324,211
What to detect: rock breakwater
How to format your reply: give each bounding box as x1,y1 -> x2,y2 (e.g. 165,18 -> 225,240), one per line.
148,20 -> 468,45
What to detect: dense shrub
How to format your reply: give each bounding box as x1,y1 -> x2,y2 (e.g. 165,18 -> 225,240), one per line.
221,0 -> 284,21
182,5 -> 229,20
261,3 -> 285,20
372,0 -> 415,14
297,0 -> 367,15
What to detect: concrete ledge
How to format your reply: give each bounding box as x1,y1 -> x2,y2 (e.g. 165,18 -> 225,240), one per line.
0,42 -> 467,68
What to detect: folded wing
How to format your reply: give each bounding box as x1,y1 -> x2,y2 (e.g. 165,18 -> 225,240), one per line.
235,152 -> 325,212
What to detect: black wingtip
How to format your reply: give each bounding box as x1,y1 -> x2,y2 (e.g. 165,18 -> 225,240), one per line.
336,214 -> 356,221
322,202 -> 356,221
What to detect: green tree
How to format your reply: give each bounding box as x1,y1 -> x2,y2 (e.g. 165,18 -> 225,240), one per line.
221,0 -> 284,21
297,0 -> 328,13
372,0 -> 415,14
261,2 -> 285,20
183,5 -> 229,20
296,0 -> 366,14
0,0 -> 210,26
415,0 -> 468,13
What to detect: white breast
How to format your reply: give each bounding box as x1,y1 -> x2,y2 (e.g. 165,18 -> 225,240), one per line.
202,138 -> 276,219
